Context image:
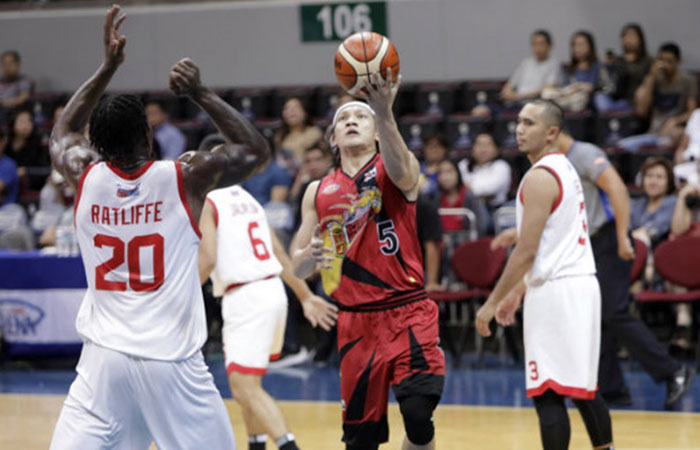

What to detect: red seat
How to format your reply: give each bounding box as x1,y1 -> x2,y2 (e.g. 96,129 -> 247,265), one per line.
430,237 -> 508,366
634,236 -> 700,364
629,238 -> 648,283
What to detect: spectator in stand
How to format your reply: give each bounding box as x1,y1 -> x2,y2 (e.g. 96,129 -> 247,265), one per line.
457,133 -> 511,209
416,192 -> 443,293
0,50 -> 34,125
291,142 -> 332,227
6,108 -> 48,191
630,157 -> 677,248
596,23 -> 653,113
500,29 -> 559,107
0,127 -> 19,206
420,134 -> 449,196
543,30 -> 613,112
618,42 -> 697,153
145,100 -> 186,160
274,97 -> 322,171
437,159 -> 489,237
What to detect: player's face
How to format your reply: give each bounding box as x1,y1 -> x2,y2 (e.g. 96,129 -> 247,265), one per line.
643,165 -> 669,199
516,104 -> 552,154
332,106 -> 377,150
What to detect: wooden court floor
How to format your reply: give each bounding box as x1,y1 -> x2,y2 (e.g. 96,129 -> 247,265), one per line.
3,393 -> 700,449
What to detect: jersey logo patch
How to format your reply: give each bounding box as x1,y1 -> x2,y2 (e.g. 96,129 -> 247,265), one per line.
593,157 -> 608,166
116,183 -> 140,198
322,183 -> 341,195
363,167 -> 377,182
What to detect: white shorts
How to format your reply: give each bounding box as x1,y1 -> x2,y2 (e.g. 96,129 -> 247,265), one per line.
222,276 -> 287,377
50,341 -> 235,450
523,275 -> 601,400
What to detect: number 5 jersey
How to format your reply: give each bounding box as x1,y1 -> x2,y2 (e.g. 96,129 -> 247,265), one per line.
315,152 -> 426,309
74,160 -> 206,360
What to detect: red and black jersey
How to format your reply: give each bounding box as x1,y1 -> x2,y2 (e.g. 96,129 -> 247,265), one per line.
315,152 -> 425,309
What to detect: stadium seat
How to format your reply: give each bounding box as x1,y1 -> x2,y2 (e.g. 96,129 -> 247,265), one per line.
462,80 -> 505,112
493,111 -> 519,150
415,82 -> 462,116
595,110 -> 642,146
230,87 -> 273,121
444,113 -> 491,159
634,236 -> 700,366
255,117 -> 283,148
397,114 -> 443,155
630,237 -> 648,283
563,110 -> 594,141
430,237 -> 508,366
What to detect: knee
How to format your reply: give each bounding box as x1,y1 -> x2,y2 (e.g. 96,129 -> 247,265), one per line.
398,396 -> 437,446
229,376 -> 261,406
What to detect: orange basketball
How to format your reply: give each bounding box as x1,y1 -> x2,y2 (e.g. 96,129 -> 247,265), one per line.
334,31 -> 400,95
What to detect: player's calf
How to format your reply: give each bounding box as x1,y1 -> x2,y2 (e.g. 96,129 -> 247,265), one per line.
533,390 -> 571,450
572,393 -> 614,450
398,395 -> 439,447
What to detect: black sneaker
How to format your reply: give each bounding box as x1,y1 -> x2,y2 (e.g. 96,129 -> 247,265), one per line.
601,386 -> 632,406
666,365 -> 696,407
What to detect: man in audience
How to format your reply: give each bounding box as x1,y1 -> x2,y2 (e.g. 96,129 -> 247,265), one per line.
500,30 -> 559,106
145,100 -> 187,160
0,50 -> 34,125
618,42 -> 697,153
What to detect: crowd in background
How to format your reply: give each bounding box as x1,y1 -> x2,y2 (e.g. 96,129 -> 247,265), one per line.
1,22 -> 700,362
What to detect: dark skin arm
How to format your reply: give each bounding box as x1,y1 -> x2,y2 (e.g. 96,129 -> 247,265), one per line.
49,5 -> 125,189
170,59 -> 270,220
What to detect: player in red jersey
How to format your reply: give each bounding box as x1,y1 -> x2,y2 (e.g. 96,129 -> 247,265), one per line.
291,70 -> 445,450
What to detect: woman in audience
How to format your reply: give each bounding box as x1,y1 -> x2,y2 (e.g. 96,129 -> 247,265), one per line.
630,157 -> 677,248
543,30 -> 613,111
420,134 -> 449,196
597,23 -> 652,113
273,97 -> 322,171
5,109 -> 45,169
437,159 -> 489,237
457,133 -> 511,209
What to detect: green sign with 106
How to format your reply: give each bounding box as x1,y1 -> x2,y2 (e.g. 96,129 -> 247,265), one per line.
300,2 -> 387,42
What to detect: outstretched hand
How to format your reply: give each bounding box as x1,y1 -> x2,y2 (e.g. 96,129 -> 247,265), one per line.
169,58 -> 203,98
103,5 -> 127,70
308,224 -> 334,270
355,68 -> 401,116
301,294 -> 339,331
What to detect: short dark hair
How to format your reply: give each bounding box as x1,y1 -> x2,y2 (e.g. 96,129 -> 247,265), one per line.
199,133 -> 227,151
306,140 -> 332,159
640,156 -> 675,195
1,50 -> 20,63
526,99 -> 564,129
89,94 -> 150,163
659,42 -> 681,60
531,29 -> 552,46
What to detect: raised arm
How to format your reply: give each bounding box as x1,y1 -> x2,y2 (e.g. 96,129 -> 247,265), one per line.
49,5 -> 126,188
170,59 -> 270,219
476,168 -> 559,336
358,70 -> 421,200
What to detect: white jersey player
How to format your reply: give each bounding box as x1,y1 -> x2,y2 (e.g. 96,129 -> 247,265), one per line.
199,178 -> 337,450
476,100 -> 613,450
48,7 -> 271,449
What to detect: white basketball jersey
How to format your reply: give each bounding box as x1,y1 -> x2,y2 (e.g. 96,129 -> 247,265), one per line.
206,185 -> 282,297
73,161 -> 206,360
516,153 -> 596,285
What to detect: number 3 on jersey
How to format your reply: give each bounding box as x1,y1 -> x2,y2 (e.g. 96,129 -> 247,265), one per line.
377,219 -> 399,255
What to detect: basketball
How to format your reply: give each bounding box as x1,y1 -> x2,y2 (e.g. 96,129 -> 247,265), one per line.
334,31 -> 400,95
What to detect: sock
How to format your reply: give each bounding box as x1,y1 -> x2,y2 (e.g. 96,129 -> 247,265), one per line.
275,432 -> 298,450
249,434 -> 267,450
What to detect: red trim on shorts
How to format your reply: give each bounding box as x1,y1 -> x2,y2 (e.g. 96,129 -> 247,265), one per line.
527,379 -> 597,400
106,160 -> 154,180
73,161 -> 98,226
175,161 -> 202,239
224,274 -> 276,294
206,197 -> 219,228
226,361 -> 267,377
269,353 -> 281,362
535,165 -> 563,213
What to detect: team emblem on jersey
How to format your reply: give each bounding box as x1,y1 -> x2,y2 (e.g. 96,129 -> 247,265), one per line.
116,183 -> 140,198
322,183 -> 341,195
363,167 -> 377,182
